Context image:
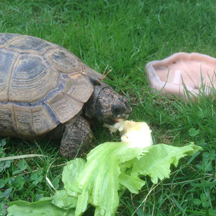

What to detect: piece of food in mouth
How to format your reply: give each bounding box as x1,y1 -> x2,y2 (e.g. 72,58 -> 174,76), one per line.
104,119 -> 153,148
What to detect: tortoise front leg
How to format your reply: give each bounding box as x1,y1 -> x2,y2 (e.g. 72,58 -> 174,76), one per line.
60,116 -> 93,159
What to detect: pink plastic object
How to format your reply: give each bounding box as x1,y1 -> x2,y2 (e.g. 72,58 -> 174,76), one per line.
146,52 -> 216,99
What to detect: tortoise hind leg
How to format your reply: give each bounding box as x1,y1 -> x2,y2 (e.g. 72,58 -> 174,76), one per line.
60,116 -> 93,159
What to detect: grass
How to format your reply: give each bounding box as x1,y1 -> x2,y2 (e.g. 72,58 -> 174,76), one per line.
0,0 -> 216,215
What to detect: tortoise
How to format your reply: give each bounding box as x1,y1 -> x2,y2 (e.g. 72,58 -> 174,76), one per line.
0,33 -> 131,158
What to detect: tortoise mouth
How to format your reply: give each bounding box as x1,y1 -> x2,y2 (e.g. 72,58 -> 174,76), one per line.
116,113 -> 131,119
107,113 -> 131,125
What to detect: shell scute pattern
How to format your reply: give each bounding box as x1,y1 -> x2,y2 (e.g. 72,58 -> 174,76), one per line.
0,103 -> 14,134
0,33 -> 99,138
10,54 -> 60,102
45,48 -> 83,74
6,35 -> 55,54
13,104 -> 33,136
46,92 -> 83,123
32,105 -> 55,135
62,74 -> 94,103
0,50 -> 18,101
0,33 -> 21,47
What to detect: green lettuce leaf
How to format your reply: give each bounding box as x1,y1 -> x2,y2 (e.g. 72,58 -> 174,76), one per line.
52,189 -> 77,210
119,173 -> 145,194
7,198 -> 75,216
64,142 -> 145,216
62,158 -> 86,196
7,142 -> 202,216
132,143 -> 202,184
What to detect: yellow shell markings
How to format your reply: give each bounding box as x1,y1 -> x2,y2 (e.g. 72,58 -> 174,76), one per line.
45,47 -> 105,80
62,74 -> 94,103
9,54 -> 60,103
5,35 -> 55,55
0,103 -> 15,135
12,104 -> 33,136
0,33 -> 102,138
0,34 -> 61,136
0,34 -> 58,103
0,62 -> 67,136
46,92 -> 83,123
0,50 -> 19,101
11,104 -> 56,137
45,48 -> 83,74
46,73 -> 94,123
0,36 -> 19,101
0,33 -> 23,48
31,105 -> 55,134
43,48 -> 95,122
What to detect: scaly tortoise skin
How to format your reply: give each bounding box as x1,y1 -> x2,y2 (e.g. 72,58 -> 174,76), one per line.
0,33 -> 131,158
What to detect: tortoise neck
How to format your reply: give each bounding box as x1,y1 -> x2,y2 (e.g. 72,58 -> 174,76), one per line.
84,82 -> 110,119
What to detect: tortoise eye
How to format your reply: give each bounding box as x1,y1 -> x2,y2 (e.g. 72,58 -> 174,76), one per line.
111,104 -> 126,115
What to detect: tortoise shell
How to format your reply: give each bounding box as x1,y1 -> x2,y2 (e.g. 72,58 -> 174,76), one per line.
0,33 -> 104,139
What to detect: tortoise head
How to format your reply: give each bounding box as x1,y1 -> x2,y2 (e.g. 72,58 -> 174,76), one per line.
85,83 -> 132,125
